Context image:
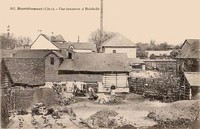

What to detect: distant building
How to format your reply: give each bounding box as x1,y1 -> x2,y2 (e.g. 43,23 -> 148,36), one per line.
30,34 -> 96,53
31,34 -> 61,50
53,42 -> 96,53
102,34 -> 137,58
145,50 -> 172,58
128,58 -> 145,71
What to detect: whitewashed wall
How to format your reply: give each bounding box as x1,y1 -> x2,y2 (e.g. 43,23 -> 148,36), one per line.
103,47 -> 136,58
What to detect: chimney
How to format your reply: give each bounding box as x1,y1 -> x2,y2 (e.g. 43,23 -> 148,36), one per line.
77,35 -> 80,43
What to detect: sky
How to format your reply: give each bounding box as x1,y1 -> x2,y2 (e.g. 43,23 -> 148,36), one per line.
1,0 -> 200,45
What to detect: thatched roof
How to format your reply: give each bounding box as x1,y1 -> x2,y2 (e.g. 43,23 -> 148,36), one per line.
3,58 -> 45,86
59,53 -> 130,72
102,33 -> 136,47
177,39 -> 200,59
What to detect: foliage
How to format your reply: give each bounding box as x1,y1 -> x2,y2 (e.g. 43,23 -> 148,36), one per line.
150,54 -> 156,59
0,33 -> 31,49
136,50 -> 148,59
0,33 -> 17,49
136,41 -> 181,59
129,72 -> 180,102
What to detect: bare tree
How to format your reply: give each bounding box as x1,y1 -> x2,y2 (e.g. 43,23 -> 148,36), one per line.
0,33 -> 17,49
89,29 -> 116,52
17,36 -> 32,47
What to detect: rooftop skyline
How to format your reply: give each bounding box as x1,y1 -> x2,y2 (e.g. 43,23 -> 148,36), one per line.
1,0 -> 200,45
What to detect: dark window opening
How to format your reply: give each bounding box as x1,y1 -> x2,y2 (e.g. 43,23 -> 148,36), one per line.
50,58 -> 54,65
69,52 -> 72,59
113,50 -> 116,53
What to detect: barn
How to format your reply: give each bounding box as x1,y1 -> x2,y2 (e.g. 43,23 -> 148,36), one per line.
58,53 -> 131,93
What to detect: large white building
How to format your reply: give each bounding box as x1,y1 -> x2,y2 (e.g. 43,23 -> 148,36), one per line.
102,34 -> 137,58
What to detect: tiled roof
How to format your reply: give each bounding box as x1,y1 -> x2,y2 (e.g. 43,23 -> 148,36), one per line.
59,53 -> 130,72
177,39 -> 200,59
53,42 -> 96,51
13,50 -> 64,58
3,58 -> 45,86
13,50 -> 51,58
102,33 -> 136,47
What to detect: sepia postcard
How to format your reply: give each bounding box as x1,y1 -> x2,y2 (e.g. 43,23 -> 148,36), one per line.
0,0 -> 199,129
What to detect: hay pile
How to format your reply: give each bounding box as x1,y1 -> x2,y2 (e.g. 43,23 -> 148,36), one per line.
81,110 -> 135,129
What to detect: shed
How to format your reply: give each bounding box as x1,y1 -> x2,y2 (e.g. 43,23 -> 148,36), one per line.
180,72 -> 200,99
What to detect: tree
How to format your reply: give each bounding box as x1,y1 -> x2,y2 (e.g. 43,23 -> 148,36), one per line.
0,33 -> 17,49
137,50 -> 148,59
0,33 -> 32,49
150,54 -> 156,59
89,29 -> 116,52
17,36 -> 32,48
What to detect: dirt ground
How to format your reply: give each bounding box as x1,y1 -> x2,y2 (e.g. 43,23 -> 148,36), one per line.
8,93 -> 169,129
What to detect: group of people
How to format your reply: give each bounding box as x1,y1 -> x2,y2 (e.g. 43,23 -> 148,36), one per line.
72,80 -> 116,99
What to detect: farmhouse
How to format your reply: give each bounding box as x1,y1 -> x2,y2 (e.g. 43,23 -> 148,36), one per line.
102,34 -> 137,58
58,53 -> 131,93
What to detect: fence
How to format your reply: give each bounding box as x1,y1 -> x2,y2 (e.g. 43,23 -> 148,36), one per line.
128,73 -> 181,102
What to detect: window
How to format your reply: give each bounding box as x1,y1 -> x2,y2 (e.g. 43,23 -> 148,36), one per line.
50,58 -> 54,65
113,50 -> 116,53
68,52 -> 72,59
